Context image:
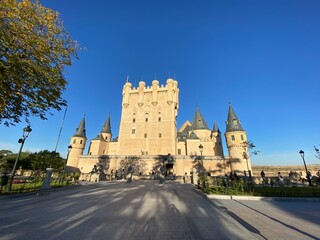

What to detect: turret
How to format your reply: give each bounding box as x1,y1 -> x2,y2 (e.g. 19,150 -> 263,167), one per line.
138,81 -> 145,107
122,81 -> 132,108
212,122 -> 224,157
152,80 -> 159,106
166,78 -> 174,105
224,104 -> 250,174
88,115 -> 112,155
67,117 -> 87,170
101,115 -> 112,141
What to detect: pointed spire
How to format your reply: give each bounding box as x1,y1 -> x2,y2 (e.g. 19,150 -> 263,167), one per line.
191,107 -> 209,130
226,104 -> 244,132
73,117 -> 86,138
101,115 -> 112,134
212,122 -> 221,133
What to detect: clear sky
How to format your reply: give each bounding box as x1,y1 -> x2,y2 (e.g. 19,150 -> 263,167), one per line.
1,0 -> 320,166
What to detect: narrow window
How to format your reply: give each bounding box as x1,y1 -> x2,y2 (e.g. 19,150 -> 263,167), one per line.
178,149 -> 181,155
241,135 -> 244,140
145,118 -> 148,122
133,118 -> 135,123
132,129 -> 136,134
73,139 -> 76,144
80,140 -> 83,144
159,133 -> 162,138
144,133 -> 147,138
103,150 -> 105,154
158,117 -> 161,122
231,135 -> 235,141
105,136 -> 108,141
89,152 -> 92,155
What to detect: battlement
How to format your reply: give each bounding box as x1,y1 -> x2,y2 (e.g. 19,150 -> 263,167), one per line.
122,78 -> 179,108
123,78 -> 178,92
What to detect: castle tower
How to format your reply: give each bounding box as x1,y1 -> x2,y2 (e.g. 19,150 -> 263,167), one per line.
67,117 -> 87,170
101,115 -> 112,142
117,78 -> 178,155
88,115 -> 112,155
224,105 -> 250,173
190,107 -> 211,155
212,122 -> 224,157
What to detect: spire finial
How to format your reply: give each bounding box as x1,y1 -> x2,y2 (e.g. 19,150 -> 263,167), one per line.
126,75 -> 129,83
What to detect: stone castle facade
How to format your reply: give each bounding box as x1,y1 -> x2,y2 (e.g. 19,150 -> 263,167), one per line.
67,78 -> 252,181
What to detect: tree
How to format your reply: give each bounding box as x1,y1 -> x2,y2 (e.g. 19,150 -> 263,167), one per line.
0,151 -> 31,171
29,150 -> 65,171
0,150 -> 65,171
0,149 -> 13,158
314,145 -> 320,160
0,0 -> 78,126
242,140 -> 259,173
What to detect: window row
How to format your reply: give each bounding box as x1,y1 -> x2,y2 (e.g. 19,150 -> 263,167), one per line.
133,117 -> 161,122
73,139 -> 83,144
231,135 -> 244,141
131,129 -> 162,138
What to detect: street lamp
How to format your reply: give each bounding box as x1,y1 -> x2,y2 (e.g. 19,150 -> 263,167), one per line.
199,144 -> 203,157
198,144 -> 205,188
61,145 -> 72,183
299,150 -> 312,186
7,126 -> 32,192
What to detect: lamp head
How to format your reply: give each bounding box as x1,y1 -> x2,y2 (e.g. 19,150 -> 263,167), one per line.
199,144 -> 203,152
299,150 -> 304,158
22,126 -> 32,138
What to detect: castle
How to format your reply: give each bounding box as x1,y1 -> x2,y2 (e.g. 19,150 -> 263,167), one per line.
66,78 -> 252,181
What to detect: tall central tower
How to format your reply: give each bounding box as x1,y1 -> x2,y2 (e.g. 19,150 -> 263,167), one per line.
117,78 -> 179,155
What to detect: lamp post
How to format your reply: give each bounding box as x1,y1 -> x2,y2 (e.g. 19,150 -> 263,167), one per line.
7,126 -> 32,192
61,145 -> 72,184
198,144 -> 205,189
299,150 -> 312,186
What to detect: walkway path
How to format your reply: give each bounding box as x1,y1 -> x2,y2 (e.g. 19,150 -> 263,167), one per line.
0,181 -> 257,240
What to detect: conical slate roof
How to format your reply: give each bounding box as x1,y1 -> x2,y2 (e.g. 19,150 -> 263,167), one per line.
191,107 -> 209,130
212,122 -> 221,133
92,134 -> 106,141
101,115 -> 112,134
73,117 -> 86,138
226,105 -> 244,132
188,131 -> 199,139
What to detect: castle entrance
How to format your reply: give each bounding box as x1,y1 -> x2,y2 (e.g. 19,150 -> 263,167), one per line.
165,163 -> 174,178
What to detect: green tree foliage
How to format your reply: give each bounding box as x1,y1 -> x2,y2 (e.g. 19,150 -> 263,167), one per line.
0,149 -> 65,171
0,0 -> 78,126
29,150 -> 65,171
0,151 -> 31,171
0,149 -> 13,157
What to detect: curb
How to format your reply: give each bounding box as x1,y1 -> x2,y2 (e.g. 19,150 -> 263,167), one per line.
207,194 -> 320,201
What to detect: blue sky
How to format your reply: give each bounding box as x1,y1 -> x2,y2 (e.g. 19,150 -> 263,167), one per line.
1,0 -> 320,166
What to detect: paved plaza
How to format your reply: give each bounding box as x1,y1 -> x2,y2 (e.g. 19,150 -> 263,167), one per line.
0,181 -> 319,240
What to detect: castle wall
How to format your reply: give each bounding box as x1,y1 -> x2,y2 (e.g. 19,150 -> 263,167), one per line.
77,155 -> 231,181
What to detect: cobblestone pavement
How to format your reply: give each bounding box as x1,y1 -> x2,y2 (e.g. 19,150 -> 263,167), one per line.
0,181 -> 257,240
